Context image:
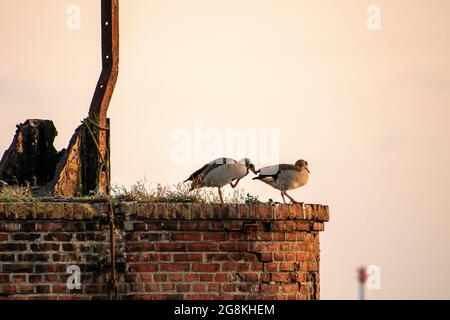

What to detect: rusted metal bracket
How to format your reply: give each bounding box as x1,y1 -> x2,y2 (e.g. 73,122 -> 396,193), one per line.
47,0 -> 119,197
84,0 -> 119,195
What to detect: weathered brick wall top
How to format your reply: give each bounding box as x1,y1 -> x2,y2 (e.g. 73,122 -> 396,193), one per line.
0,202 -> 329,221
0,202 -> 329,300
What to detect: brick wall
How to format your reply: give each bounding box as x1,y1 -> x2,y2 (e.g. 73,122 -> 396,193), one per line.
0,202 -> 329,300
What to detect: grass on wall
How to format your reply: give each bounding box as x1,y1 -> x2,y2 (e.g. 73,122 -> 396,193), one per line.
112,179 -> 261,204
0,182 -> 34,202
0,179 -> 261,204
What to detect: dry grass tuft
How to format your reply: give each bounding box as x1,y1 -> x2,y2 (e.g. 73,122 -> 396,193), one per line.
0,182 -> 34,202
112,179 -> 259,204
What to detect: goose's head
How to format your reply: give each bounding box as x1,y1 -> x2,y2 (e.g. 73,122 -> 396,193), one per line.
295,159 -> 310,173
239,158 -> 257,174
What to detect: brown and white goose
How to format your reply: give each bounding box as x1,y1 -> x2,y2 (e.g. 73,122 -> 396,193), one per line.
253,159 -> 310,204
184,157 -> 256,204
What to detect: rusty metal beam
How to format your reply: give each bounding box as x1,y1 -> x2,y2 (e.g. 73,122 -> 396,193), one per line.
83,0 -> 119,195
47,0 -> 119,197
89,0 -> 119,123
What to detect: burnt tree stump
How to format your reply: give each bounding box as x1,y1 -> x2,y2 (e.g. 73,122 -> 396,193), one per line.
0,119 -> 62,187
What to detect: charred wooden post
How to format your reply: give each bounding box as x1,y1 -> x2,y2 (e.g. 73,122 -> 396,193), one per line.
49,0 -> 119,197
0,120 -> 62,188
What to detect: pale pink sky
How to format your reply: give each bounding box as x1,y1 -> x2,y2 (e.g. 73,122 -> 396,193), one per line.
1,0 -> 449,299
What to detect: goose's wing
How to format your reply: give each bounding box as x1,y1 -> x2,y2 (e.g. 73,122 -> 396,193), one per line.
257,164 -> 300,175
185,158 -> 236,182
254,164 -> 300,180
277,164 -> 301,172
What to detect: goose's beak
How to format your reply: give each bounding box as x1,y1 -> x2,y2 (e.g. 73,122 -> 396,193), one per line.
306,167 -> 310,173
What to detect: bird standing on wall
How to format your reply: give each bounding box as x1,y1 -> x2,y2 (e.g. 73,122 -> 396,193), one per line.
253,159 -> 310,204
184,158 -> 257,204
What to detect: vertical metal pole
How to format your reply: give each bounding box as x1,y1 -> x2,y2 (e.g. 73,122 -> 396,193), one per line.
88,0 -> 119,300
84,0 -> 119,195
358,267 -> 367,300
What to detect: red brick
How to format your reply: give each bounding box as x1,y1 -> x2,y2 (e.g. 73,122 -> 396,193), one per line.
184,273 -> 198,282
260,253 -> 272,262
12,233 -> 41,241
0,274 -> 10,283
0,254 -> 15,261
0,243 -> 27,251
75,233 -> 105,241
131,221 -> 147,232
199,274 -> 214,282
188,243 -> 218,252
35,264 -> 65,273
44,274 -> 59,282
186,294 -> 216,300
228,232 -> 243,241
206,253 -> 228,261
2,285 -> 17,294
296,221 -> 311,231
153,274 -> 167,282
3,264 -> 34,273
203,233 -> 226,241
126,242 -> 154,251
18,253 -> 49,262
139,274 -> 153,283
207,283 -> 220,292
273,232 -> 284,241
12,274 -> 27,282
242,273 -> 260,282
160,284 -> 175,291
126,253 -> 140,262
222,262 -> 237,271
28,275 -> 42,283
155,294 -> 185,300
35,285 -> 51,294
219,243 -> 235,251
171,233 -> 201,241
192,263 -> 220,272
280,262 -> 296,271
52,285 -> 68,294
155,243 -> 186,252
141,253 -> 171,261
274,252 -> 284,261
19,285 -> 34,294
169,273 -> 183,282
237,263 -> 251,271
176,284 -> 191,292
160,263 -> 190,272
280,284 -> 299,293
31,243 -> 60,251
285,252 -> 296,261
214,273 -> 228,282
129,283 -> 144,292
285,233 -> 297,241
129,263 -> 159,272
261,284 -> 279,293
140,232 -> 161,241
145,284 -> 160,292
223,284 -> 236,292
192,284 -> 207,292
266,262 -> 279,272
272,273 -> 289,282
173,253 -> 203,262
